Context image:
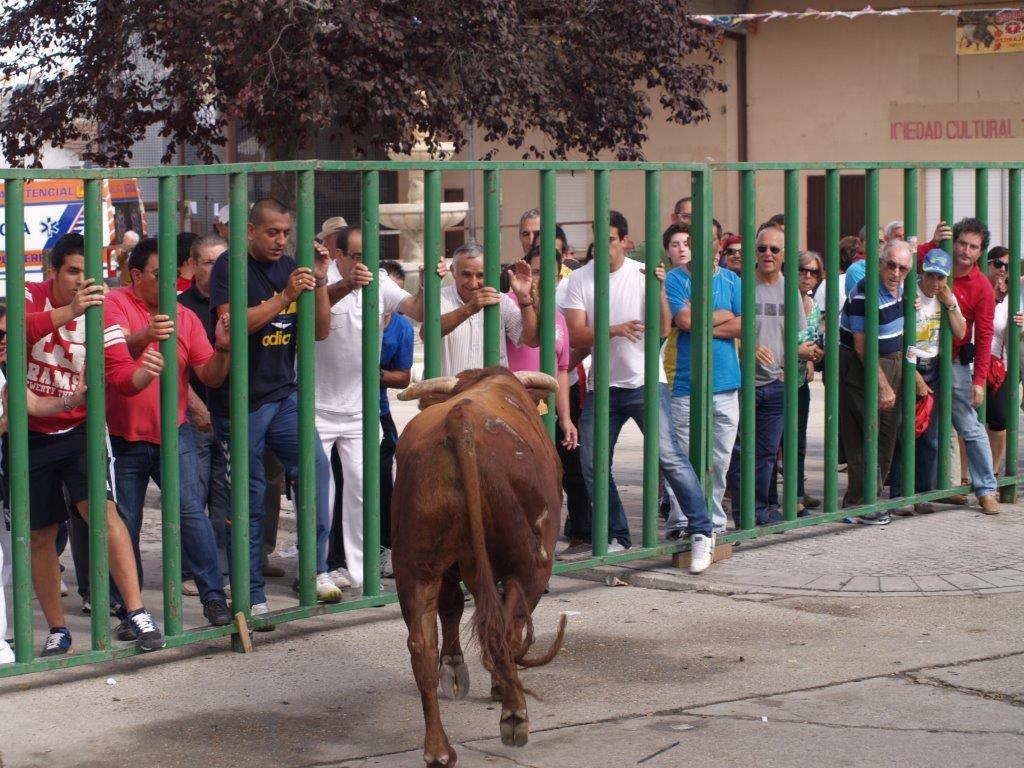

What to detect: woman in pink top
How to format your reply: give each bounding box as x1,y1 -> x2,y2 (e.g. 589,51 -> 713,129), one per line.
506,245 -> 578,449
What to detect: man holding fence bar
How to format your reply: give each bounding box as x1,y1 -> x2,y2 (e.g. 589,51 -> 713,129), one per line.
563,211 -> 716,572
21,233 -> 165,656
726,224 -> 816,526
838,240 -> 915,524
104,237 -> 233,629
208,198 -> 340,618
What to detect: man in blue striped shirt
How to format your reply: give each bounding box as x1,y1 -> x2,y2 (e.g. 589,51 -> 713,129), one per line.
838,240 -> 914,524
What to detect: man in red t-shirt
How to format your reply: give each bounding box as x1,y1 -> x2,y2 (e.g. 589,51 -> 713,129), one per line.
105,238 -> 232,629
915,218 -> 999,514
22,234 -> 166,657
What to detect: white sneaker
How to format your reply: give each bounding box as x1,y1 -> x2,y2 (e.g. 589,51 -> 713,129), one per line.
689,533 -> 716,574
316,571 -> 343,603
250,602 -> 274,632
607,541 -> 628,554
380,548 -> 394,578
327,568 -> 353,589
60,578 -> 69,597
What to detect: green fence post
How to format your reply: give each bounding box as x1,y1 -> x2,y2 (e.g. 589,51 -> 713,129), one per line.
783,170 -> 800,520
5,178 -> 34,662
1004,168 -> 1021,501
483,169 -> 501,367
84,179 -> 111,650
423,170 -> 442,380
739,170 -> 757,531
540,169 -> 558,440
976,168 -> 989,422
863,169 -> 880,506
691,169 -> 714,499
642,169 -> 661,550
361,170 -> 382,597
901,168 -> 919,503
228,173 -> 251,631
591,170 -> 610,556
157,176 -> 183,636
823,170 -> 840,515
937,169 -> 954,492
296,169 -> 317,607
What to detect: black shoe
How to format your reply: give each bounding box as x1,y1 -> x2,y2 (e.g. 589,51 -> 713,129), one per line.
203,599 -> 233,627
120,609 -> 166,651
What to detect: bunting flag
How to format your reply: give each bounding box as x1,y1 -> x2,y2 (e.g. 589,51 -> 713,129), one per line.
697,5 -> 1015,29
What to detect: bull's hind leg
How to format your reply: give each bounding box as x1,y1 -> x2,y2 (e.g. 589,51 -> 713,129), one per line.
438,568 -> 470,700
399,577 -> 458,768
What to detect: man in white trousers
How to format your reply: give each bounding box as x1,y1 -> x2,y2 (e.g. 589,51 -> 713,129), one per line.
315,222 -> 434,589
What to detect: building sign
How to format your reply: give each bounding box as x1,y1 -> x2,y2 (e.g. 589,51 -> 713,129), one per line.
956,9 -> 1024,55
889,103 -> 1023,143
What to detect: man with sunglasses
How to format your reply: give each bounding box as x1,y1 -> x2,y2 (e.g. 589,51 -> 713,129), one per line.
838,240 -> 915,523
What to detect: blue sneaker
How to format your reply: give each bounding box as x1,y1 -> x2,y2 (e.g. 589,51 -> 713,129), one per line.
41,627 -> 72,657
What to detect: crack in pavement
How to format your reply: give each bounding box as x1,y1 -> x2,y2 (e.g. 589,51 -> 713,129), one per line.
900,671 -> 1024,708
461,743 -> 543,767
677,710 -> 1024,737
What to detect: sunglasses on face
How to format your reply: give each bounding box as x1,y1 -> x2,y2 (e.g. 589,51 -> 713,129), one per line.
756,245 -> 782,255
884,260 -> 910,274
798,266 -> 820,276
724,247 -> 741,256
992,260 -> 1009,270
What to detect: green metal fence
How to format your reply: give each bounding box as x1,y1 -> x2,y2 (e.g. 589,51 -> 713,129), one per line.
2,160 -> 1022,678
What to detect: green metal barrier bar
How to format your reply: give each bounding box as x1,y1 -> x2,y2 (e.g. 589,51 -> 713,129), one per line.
591,170 -> 611,556
642,169 -> 661,549
863,169 -> 880,505
5,179 -> 33,662
422,170 -> 442,380
783,170 -> 800,519
157,176 -> 183,636
900,168 -> 919,502
361,171 -> 382,597
539,169 -> 557,439
690,170 -> 714,497
1005,169 -> 1021,501
296,169 -> 317,606
739,170 -> 757,530
976,168 -> 989,422
823,170 -> 840,514
483,169 -> 501,367
84,179 -> 111,651
937,169 -> 954,492
228,173 -> 251,624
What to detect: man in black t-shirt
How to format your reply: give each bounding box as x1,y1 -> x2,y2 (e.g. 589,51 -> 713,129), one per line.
208,199 -> 337,616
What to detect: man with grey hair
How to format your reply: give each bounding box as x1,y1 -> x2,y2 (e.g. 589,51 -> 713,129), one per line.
437,242 -> 538,376
518,208 -> 541,254
838,239 -> 914,523
884,220 -> 905,243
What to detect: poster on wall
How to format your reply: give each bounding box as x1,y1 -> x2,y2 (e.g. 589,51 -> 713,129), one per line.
956,9 -> 1024,55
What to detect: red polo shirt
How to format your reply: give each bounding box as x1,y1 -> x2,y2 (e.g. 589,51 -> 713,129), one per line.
104,287 -> 215,444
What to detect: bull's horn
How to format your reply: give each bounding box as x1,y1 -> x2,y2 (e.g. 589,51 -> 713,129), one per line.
397,376 -> 458,401
514,371 -> 559,392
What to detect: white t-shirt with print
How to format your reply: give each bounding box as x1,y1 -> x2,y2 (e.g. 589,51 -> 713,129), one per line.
915,286 -> 941,360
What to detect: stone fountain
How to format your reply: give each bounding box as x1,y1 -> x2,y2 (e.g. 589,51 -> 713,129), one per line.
378,134 -> 469,267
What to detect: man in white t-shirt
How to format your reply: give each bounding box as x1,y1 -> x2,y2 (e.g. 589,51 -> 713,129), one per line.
562,212 -> 715,570
437,242 -> 537,376
316,225 -> 431,589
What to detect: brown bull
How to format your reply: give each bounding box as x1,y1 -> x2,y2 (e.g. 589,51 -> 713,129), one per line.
392,367 -> 568,768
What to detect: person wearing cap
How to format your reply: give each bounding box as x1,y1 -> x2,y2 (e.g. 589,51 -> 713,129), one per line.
891,248 -> 966,514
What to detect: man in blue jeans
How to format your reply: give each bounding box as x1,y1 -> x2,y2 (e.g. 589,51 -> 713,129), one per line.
564,211 -> 716,573
208,198 -> 339,617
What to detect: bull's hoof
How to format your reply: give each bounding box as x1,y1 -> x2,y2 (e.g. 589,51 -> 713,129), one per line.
499,708 -> 529,747
489,680 -> 505,702
439,654 -> 470,700
423,746 -> 457,767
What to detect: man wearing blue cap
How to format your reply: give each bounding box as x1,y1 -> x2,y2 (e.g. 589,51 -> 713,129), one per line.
902,248 -> 967,512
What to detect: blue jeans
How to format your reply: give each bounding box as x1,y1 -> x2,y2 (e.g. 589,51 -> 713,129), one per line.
192,423 -> 231,575
110,424 -> 226,604
952,362 -> 997,497
212,392 -> 331,606
727,379 -> 785,525
580,384 -> 711,547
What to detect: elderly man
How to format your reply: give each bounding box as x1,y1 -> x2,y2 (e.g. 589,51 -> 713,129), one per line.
838,240 -> 915,523
671,197 -> 692,225
884,220 -> 905,243
436,242 -> 537,376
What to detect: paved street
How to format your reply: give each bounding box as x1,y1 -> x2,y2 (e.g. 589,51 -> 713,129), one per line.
2,380 -> 1023,767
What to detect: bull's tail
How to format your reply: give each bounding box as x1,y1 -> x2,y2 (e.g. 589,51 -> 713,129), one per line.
445,403 -> 520,700
516,613 -> 567,669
